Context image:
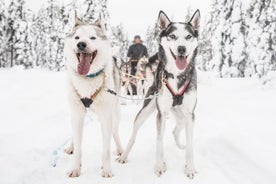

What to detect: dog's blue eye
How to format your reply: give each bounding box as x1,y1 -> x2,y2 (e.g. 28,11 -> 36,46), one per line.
186,35 -> 192,40
169,34 -> 176,39
75,36 -> 79,40
90,36 -> 96,40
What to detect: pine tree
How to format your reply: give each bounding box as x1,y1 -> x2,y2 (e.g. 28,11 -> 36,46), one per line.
0,0 -> 6,67
145,23 -> 159,57
246,0 -> 276,77
33,6 -> 48,68
111,24 -> 129,61
81,0 -> 97,23
199,0 -> 222,74
229,1 -> 248,77
1,0 -> 117,70
216,0 -> 235,77
62,2 -> 76,35
6,0 -> 23,67
6,0 -> 34,68
21,8 -> 35,68
99,0 -> 111,32
34,0 -> 65,71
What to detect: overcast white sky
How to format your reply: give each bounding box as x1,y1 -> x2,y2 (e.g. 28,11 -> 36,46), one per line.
11,0 -> 213,39
108,0 -> 212,39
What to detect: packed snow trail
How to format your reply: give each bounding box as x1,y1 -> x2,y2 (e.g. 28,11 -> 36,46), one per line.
0,68 -> 275,184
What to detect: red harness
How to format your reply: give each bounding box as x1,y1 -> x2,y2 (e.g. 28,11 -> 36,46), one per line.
162,72 -> 191,106
165,79 -> 190,97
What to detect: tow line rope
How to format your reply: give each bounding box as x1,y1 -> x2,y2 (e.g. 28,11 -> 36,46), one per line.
120,71 -> 154,81
49,137 -> 71,167
49,115 -> 94,167
104,87 -> 159,101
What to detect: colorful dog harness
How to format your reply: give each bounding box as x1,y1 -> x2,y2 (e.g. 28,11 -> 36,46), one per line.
80,71 -> 105,108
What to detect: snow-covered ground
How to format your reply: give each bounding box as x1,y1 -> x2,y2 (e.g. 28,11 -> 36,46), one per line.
0,68 -> 276,184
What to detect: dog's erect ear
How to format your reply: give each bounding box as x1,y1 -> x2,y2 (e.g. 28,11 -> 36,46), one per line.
94,13 -> 108,35
158,11 -> 171,30
74,10 -> 83,27
94,13 -> 102,28
189,9 -> 200,30
94,13 -> 106,30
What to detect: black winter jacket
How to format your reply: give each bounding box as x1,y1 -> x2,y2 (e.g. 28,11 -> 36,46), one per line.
127,43 -> 148,59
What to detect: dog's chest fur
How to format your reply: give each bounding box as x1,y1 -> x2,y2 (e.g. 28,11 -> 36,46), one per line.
68,68 -> 115,102
71,74 -> 104,98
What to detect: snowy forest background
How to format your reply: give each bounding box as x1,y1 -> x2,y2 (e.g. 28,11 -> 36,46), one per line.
0,0 -> 275,79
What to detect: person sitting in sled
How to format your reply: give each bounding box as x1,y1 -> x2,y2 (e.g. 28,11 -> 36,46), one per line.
127,35 -> 148,95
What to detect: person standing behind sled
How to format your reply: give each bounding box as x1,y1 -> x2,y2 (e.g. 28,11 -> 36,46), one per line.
127,35 -> 148,95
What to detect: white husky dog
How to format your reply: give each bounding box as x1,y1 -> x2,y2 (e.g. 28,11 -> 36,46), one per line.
64,15 -> 123,178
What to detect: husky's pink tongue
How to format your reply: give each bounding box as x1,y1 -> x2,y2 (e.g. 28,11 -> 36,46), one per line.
175,56 -> 187,70
77,53 -> 91,75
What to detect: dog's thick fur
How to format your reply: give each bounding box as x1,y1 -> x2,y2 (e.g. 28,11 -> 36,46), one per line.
64,15 -> 123,178
119,61 -> 133,104
136,56 -> 149,97
117,10 -> 200,179
144,53 -> 159,95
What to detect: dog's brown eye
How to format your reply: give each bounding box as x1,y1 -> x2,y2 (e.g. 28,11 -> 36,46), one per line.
186,35 -> 192,40
169,34 -> 176,39
75,36 -> 79,40
90,36 -> 96,40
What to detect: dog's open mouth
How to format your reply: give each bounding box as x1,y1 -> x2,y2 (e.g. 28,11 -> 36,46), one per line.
76,51 -> 97,75
170,49 -> 188,70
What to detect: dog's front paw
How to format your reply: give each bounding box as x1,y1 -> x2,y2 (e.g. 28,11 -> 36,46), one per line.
67,167 -> 81,177
154,162 -> 166,177
64,144 -> 74,155
185,164 -> 197,179
116,156 -> 128,164
101,168 -> 114,178
115,148 -> 124,156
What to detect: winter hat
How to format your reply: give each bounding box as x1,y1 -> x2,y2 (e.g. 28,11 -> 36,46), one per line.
133,35 -> 143,42
134,35 -> 141,40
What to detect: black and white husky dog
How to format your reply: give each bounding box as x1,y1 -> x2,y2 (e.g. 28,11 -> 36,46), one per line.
117,10 -> 200,179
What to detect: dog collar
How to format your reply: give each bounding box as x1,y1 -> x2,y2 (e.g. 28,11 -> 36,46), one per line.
86,69 -> 104,78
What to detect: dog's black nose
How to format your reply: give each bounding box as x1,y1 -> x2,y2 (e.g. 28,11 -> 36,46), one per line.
177,46 -> 186,55
77,42 -> 87,50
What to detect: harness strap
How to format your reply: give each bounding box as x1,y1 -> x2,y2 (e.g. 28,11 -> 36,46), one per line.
165,80 -> 190,95
163,72 -> 191,106
80,72 -> 105,108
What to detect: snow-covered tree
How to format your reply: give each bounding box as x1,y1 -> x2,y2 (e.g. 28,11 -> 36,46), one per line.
0,0 -> 118,70
81,0 -> 97,23
0,0 -> 6,67
47,1 -> 66,71
199,0 -> 222,73
201,0 -> 276,78
99,0 -> 111,33
246,0 -> 276,77
33,6 -> 48,68
216,0 -> 248,77
34,0 -> 65,71
111,23 -> 129,61
219,0 -> 235,77
145,23 -> 159,57
228,1 -> 248,77
21,8 -> 35,68
6,0 -> 34,68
